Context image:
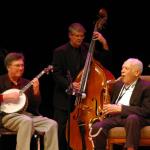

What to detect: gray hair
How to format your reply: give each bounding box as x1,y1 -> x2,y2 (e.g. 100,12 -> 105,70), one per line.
68,23 -> 86,34
125,58 -> 143,74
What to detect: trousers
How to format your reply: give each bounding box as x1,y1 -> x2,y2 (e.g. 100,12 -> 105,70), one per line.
91,114 -> 147,150
2,112 -> 59,150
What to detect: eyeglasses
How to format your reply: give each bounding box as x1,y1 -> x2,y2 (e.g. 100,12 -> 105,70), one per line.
10,64 -> 24,68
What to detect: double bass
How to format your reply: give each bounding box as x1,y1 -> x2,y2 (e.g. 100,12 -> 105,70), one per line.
66,8 -> 115,150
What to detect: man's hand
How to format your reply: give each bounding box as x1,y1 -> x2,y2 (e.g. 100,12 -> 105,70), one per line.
103,104 -> 122,115
32,78 -> 40,96
3,92 -> 20,103
93,31 -> 109,50
72,82 -> 80,91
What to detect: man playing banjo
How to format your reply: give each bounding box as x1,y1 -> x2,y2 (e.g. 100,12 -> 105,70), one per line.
0,52 -> 59,150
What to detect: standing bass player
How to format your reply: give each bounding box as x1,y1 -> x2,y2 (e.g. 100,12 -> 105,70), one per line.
0,52 -> 59,150
51,20 -> 111,150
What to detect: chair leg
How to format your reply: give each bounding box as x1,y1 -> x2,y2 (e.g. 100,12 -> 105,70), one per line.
37,135 -> 41,150
106,140 -> 113,150
0,134 -> 1,149
109,144 -> 113,150
34,134 -> 41,150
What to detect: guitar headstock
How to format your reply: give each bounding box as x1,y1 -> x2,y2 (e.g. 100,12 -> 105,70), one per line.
44,65 -> 54,74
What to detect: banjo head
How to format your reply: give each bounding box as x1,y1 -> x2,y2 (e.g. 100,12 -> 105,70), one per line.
1,89 -> 27,113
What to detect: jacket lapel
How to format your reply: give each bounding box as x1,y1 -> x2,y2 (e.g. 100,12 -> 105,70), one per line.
129,79 -> 142,105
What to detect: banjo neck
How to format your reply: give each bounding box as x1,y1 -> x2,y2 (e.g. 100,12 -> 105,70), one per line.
20,65 -> 53,94
21,70 -> 45,94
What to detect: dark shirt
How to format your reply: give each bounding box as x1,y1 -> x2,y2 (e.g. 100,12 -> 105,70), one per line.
52,41 -> 113,110
52,42 -> 88,110
0,95 -> 3,103
0,74 -> 41,115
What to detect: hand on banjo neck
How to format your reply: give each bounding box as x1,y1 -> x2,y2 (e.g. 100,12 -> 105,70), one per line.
0,65 -> 53,114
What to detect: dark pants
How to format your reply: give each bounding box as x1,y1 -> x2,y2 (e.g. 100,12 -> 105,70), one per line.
91,114 -> 147,150
54,108 -> 70,150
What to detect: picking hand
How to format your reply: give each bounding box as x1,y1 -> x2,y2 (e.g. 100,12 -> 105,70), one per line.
3,92 -> 20,103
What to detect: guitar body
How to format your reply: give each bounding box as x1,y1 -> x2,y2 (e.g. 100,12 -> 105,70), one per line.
1,89 -> 27,113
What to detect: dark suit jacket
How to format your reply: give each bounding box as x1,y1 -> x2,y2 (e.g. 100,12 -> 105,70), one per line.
111,78 -> 150,118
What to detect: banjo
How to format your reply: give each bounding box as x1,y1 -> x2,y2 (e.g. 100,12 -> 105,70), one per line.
0,65 -> 53,114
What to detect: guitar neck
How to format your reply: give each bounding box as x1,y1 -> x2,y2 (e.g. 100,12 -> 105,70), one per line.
21,70 -> 45,93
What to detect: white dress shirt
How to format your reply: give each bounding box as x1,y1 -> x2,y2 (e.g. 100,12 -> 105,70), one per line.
116,80 -> 137,106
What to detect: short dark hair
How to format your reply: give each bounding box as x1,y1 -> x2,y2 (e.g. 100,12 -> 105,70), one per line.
4,52 -> 24,67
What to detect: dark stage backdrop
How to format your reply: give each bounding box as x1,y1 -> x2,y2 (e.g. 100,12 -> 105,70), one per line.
0,0 -> 150,118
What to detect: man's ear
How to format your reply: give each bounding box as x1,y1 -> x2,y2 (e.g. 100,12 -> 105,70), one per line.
135,70 -> 140,77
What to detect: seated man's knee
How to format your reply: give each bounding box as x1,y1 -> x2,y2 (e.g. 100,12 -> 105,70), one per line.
126,114 -> 140,125
21,116 -> 33,127
127,114 -> 139,121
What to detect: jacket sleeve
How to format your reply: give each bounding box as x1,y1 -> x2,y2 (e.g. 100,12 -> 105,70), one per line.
121,84 -> 150,118
52,50 -> 69,90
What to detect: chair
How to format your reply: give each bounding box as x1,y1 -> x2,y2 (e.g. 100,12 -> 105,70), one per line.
0,126 -> 45,150
107,75 -> 150,150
